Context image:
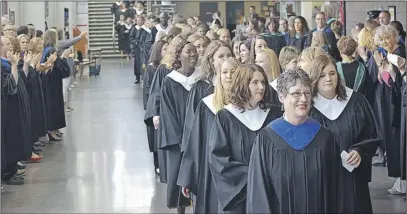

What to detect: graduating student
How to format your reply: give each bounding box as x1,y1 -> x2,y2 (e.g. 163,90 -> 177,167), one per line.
255,48 -> 281,107
144,35 -> 184,182
147,12 -> 171,54
367,25 -> 404,171
143,40 -> 168,175
130,1 -> 145,18
246,69 -> 339,214
130,15 -> 150,83
261,18 -> 286,56
400,62 -> 406,182
309,55 -> 381,213
209,64 -> 282,213
285,16 -> 309,51
1,36 -> 32,184
157,35 -> 201,213
114,15 -> 126,55
181,40 -> 232,151
111,0 -> 122,24
336,36 -> 374,105
178,58 -> 240,213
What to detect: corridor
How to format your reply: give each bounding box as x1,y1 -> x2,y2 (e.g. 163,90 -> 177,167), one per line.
1,60 -> 406,213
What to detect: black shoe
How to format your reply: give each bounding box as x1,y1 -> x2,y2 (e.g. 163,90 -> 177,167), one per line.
33,146 -> 43,153
134,79 -> 140,84
2,175 -> 24,185
34,141 -> 46,147
155,168 -> 160,176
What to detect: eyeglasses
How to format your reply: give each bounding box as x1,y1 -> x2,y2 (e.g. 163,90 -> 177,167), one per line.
287,91 -> 312,99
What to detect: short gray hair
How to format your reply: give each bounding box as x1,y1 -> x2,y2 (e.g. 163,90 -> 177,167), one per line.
277,69 -> 311,97
374,25 -> 398,46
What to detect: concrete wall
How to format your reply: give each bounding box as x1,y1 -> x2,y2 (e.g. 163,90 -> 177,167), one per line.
345,1 -> 407,35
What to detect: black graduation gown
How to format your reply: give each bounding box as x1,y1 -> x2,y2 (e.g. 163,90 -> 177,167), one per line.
337,60 -> 375,106
143,64 -> 157,153
130,25 -> 149,76
367,47 -> 404,177
42,57 -> 70,131
144,64 -> 171,183
111,3 -> 121,24
177,94 -> 218,213
305,27 -> 341,61
115,23 -> 126,52
310,91 -> 381,214
246,117 -> 339,214
285,33 -> 307,51
268,81 -> 281,107
261,33 -> 286,56
1,63 -> 18,167
2,61 -> 32,163
158,73 -> 200,208
181,79 -> 214,152
118,9 -> 132,20
209,106 -> 282,213
401,77 -> 406,180
20,64 -> 47,141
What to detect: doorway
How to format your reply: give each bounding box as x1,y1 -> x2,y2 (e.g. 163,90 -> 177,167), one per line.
226,1 -> 244,38
199,2 -> 218,26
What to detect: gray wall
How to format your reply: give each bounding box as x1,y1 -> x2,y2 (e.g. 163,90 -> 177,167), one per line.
345,1 -> 407,35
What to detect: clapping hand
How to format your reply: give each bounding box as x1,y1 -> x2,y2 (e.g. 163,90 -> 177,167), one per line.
7,51 -> 20,65
23,51 -> 33,65
48,52 -> 57,63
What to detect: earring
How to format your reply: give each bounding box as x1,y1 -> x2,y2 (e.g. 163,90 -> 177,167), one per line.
281,104 -> 284,112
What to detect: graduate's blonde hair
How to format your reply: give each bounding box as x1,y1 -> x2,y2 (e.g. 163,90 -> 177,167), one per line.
257,48 -> 281,82
279,46 -> 300,70
297,47 -> 326,74
213,57 -> 240,111
358,27 -> 376,52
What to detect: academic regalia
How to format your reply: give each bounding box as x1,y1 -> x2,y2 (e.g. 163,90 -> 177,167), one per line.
115,22 -> 126,53
1,60 -> 18,169
181,79 -> 214,152
209,104 -> 282,213
178,94 -> 219,213
401,76 -> 406,180
41,46 -> 70,132
261,33 -> 286,56
269,80 -> 281,107
111,2 -> 122,24
19,63 -> 47,142
285,33 -> 307,51
144,64 -> 172,183
246,117 -> 339,213
1,59 -> 32,163
143,64 -> 157,151
130,25 -> 150,80
122,23 -> 132,55
118,8 -> 132,20
310,88 -> 382,213
158,69 -> 202,208
336,60 -> 375,106
367,47 -> 404,177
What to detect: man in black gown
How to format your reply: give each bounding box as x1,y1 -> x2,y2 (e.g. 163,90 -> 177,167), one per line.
130,15 -> 149,83
246,70 -> 339,213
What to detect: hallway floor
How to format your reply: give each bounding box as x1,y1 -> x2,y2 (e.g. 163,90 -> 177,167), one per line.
1,60 -> 406,213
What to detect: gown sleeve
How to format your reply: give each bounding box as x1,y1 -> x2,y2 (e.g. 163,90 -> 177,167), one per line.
144,66 -> 169,126
1,71 -> 17,96
246,130 -> 273,214
209,113 -> 248,211
177,102 -> 207,194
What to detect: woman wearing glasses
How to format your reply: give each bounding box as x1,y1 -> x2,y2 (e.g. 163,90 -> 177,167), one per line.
246,69 -> 338,213
309,54 -> 382,213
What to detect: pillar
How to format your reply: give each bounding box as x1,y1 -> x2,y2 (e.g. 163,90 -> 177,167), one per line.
301,2 -> 314,29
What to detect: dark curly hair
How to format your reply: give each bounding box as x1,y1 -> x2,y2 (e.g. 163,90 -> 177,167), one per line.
229,64 -> 272,110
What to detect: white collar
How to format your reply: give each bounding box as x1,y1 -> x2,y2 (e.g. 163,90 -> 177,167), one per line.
125,23 -> 132,29
202,94 -> 217,114
224,104 -> 270,131
269,79 -> 277,91
116,2 -> 121,5
166,69 -> 202,91
313,87 -> 353,120
141,25 -> 151,33
156,24 -> 170,34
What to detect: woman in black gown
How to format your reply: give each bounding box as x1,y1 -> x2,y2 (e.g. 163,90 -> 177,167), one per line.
208,64 -> 282,213
366,25 -> 405,188
178,58 -> 240,213
181,40 -> 232,152
143,39 -> 168,174
309,54 -> 382,213
1,36 -> 31,185
247,69 -> 339,214
157,35 -> 201,213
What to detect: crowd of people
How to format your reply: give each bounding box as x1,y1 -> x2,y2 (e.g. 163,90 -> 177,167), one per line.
133,4 -> 406,214
0,22 -> 87,187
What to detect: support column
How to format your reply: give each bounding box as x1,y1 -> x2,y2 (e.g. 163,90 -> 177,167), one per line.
301,2 -> 313,29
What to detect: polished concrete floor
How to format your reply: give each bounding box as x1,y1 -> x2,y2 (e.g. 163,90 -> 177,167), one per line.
1,60 -> 406,213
